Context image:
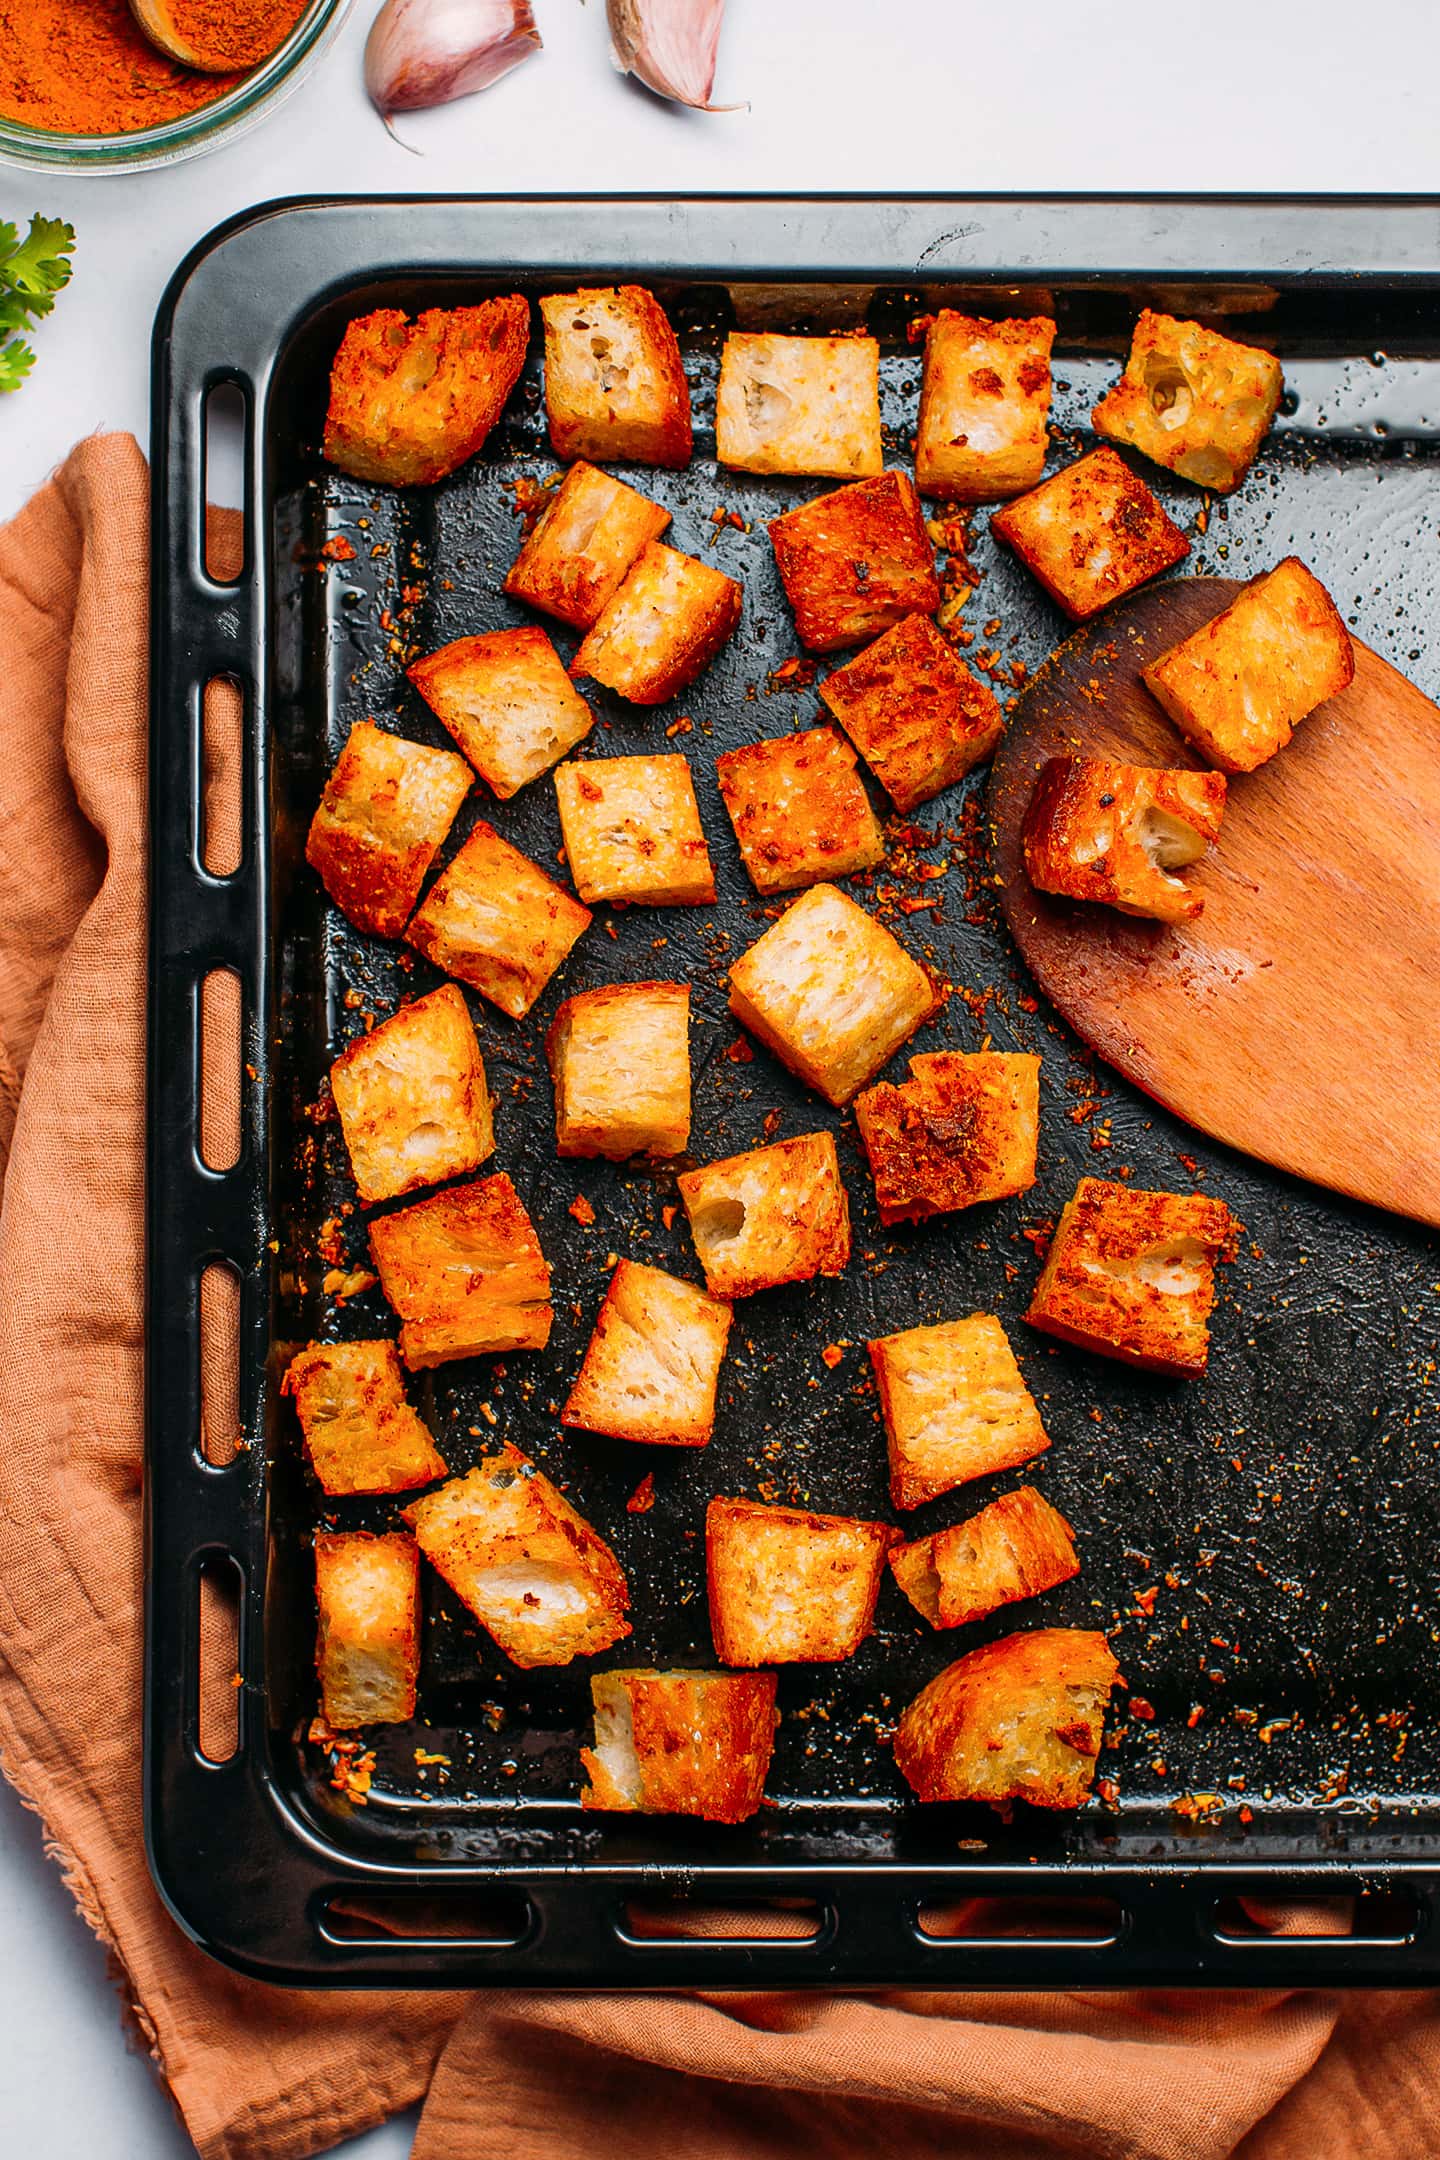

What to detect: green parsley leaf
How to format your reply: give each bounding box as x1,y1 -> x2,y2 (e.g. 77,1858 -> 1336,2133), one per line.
0,215 -> 76,309
0,338 -> 37,395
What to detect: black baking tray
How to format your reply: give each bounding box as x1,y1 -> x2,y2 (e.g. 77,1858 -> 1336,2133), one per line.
146,195 -> 1440,1988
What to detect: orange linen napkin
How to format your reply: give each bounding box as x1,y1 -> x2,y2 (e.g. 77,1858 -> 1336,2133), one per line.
0,433 -> 1434,2160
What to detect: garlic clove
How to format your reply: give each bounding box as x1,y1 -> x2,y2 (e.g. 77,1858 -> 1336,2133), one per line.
365,0 -> 542,119
606,0 -> 740,112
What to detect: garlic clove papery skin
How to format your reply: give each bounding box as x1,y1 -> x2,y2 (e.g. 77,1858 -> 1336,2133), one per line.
365,0 -> 542,117
606,0 -> 739,112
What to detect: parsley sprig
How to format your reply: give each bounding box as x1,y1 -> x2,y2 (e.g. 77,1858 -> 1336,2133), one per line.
0,216 -> 76,396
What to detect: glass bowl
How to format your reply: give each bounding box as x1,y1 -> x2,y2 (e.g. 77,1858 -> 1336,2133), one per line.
0,0 -> 355,174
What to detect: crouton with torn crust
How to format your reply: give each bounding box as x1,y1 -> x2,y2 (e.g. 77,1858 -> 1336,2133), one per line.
915,312 -> 1056,502
818,613 -> 1004,812
870,1312 -> 1049,1510
769,472 -> 942,653
990,448 -> 1190,622
894,1628 -> 1119,1810
581,1668 -> 778,1824
540,286 -> 692,466
555,753 -> 716,906
1026,1176 -> 1232,1377
716,333 -> 882,479
406,820 -> 590,1020
716,728 -> 885,895
306,720 -> 471,940
855,1050 -> 1040,1225
323,297 -> 529,488
315,1531 -> 420,1728
889,1486 -> 1079,1631
563,1259 -> 732,1448
546,980 -> 690,1159
706,1497 -> 898,1665
504,461 -> 671,630
1023,757 -> 1227,924
679,1131 -> 851,1299
1092,310 -> 1283,493
368,1173 -> 552,1370
330,984 -> 494,1206
284,1340 -> 447,1497
408,626 -> 594,801
571,541 -> 742,705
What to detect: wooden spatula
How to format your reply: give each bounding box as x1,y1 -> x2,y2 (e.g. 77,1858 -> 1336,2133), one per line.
988,575 -> 1440,1230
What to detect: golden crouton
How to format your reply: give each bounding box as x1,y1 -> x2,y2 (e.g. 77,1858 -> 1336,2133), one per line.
1026,1177 -> 1232,1377
715,333 -> 882,479
562,1259 -> 732,1448
407,626 -> 594,801
915,312 -> 1056,502
315,1530 -> 420,1728
716,728 -> 885,896
678,1130 -> 851,1299
284,1339 -> 447,1497
854,1050 -> 1040,1225
889,1486 -> 1079,1631
1141,557 -> 1355,773
990,448 -> 1190,622
707,1497 -> 898,1665
540,286 -> 692,467
817,613 -> 1004,812
504,460 -> 671,630
728,883 -> 938,1107
1023,757 -> 1227,924
554,753 -> 715,906
323,297 -> 529,488
330,984 -> 494,1206
404,1446 -> 630,1669
406,820 -> 590,1020
894,1627 -> 1120,1810
306,720 -> 472,940
581,1668 -> 778,1824
546,980 -> 690,1159
571,541 -> 742,706
870,1313 -> 1049,1510
368,1173 -> 552,1370
1092,309 -> 1283,493
769,472 -> 942,653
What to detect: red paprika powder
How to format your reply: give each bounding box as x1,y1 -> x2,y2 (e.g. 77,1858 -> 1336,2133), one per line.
0,0 -> 307,135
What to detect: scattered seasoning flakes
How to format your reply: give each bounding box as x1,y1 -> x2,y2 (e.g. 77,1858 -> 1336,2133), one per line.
627,1472 -> 656,1514
322,1266 -> 377,1299
1129,1696 -> 1156,1722
1172,1792 -> 1224,1821
724,1036 -> 754,1063
821,1343 -> 845,1370
569,1193 -> 597,1227
414,1747 -> 451,1767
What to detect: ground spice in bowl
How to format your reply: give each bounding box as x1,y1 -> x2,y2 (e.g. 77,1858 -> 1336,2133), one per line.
0,0 -> 306,134
132,0 -> 313,73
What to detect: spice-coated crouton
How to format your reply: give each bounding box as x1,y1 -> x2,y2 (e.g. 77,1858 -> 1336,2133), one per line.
562,1259 -> 732,1448
854,1050 -> 1040,1226
1141,557 -> 1355,774
990,448 -> 1190,622
1023,757 -> 1227,924
404,1446 -> 630,1669
715,333 -> 882,479
323,297 -> 529,488
306,720 -> 471,940
330,984 -> 494,1205
554,753 -> 716,906
407,626 -> 594,801
715,727 -> 885,896
889,1486 -> 1079,1631
1026,1176 -> 1232,1378
406,820 -> 590,1020
769,472 -> 942,653
728,882 -> 938,1107
915,312 -> 1056,503
707,1497 -> 898,1666
817,613 -> 1004,812
894,1627 -> 1119,1809
581,1668 -> 779,1824
870,1313 -> 1049,1511
540,286 -> 692,467
504,460 -> 672,630
678,1131 -> 851,1300
1092,310 -> 1283,493
546,980 -> 690,1159
368,1173 -> 553,1370
315,1531 -> 420,1728
571,541 -> 742,706
284,1340 -> 448,1497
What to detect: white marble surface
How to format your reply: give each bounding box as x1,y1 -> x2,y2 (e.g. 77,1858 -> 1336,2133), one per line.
0,0 -> 1437,2150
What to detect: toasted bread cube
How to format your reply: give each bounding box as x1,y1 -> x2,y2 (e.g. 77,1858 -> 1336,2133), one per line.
854,1050 -> 1040,1226
284,1340 -> 447,1497
915,312 -> 1056,503
315,1531 -> 420,1727
504,461 -> 672,630
678,1131 -> 851,1299
406,820 -> 590,1020
582,1668 -> 778,1823
715,728 -> 885,896
1092,310 -> 1283,493
546,980 -> 690,1159
306,720 -> 471,940
554,753 -> 715,906
769,472 -> 942,654
990,448 -> 1190,623
330,985 -> 494,1206
540,286 -> 692,467
817,614 -> 1003,812
894,1628 -> 1119,1809
562,1259 -> 732,1448
1023,757 -> 1227,924
368,1173 -> 552,1370
889,1486 -> 1079,1632
870,1313 -> 1049,1511
1141,557 -> 1355,774
323,297 -> 529,488
728,883 -> 937,1108
707,1497 -> 898,1666
404,1446 -> 630,1669
407,627 -> 594,801
571,542 -> 742,706
715,333 -> 882,480
1026,1177 -> 1231,1377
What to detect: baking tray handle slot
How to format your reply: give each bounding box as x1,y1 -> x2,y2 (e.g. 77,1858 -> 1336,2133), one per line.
201,376 -> 250,590
189,1549 -> 245,1766
314,1888 -> 534,1951
615,1896 -> 831,1949
915,1894 -> 1125,1948
1211,1890 -> 1422,1948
